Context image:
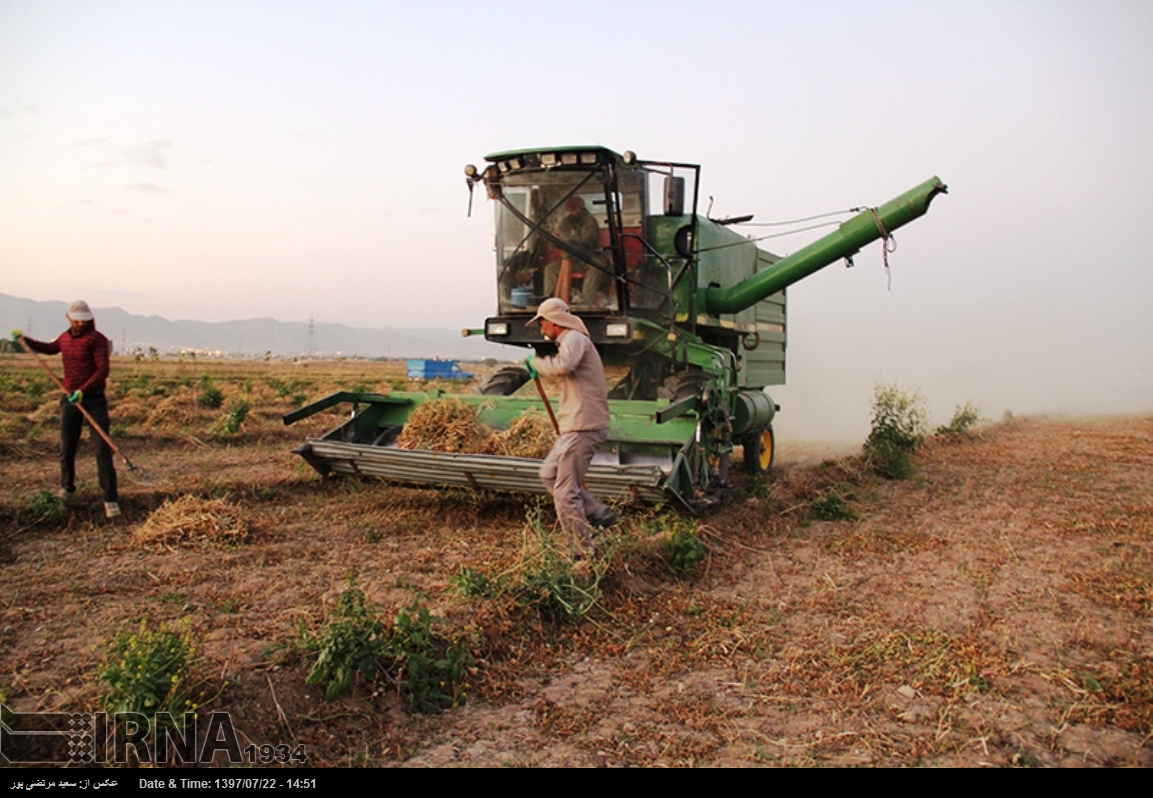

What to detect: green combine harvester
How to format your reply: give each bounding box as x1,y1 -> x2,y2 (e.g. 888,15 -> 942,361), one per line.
285,146 -> 947,510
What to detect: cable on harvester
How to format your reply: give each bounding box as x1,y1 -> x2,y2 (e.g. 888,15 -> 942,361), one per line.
867,206 -> 897,290
700,204 -> 901,288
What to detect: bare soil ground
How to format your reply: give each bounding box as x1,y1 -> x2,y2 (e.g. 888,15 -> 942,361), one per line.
1,356 -> 1150,767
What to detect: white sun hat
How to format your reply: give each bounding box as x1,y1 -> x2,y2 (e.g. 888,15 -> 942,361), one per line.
526,297 -> 589,336
66,300 -> 94,322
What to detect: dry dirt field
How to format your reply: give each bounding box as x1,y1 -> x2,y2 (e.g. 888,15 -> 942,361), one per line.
1,355 -> 1151,767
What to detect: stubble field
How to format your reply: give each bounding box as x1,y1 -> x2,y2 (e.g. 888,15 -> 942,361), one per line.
1,354 -> 1150,767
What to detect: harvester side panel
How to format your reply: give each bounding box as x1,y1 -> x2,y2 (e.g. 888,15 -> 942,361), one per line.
738,247 -> 786,388
691,220 -> 760,331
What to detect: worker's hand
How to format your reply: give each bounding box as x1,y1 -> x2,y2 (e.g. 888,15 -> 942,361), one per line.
68,389 -> 83,405
10,328 -> 22,343
523,355 -> 539,380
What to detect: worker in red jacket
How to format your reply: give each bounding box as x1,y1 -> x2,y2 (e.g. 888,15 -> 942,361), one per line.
16,300 -> 120,518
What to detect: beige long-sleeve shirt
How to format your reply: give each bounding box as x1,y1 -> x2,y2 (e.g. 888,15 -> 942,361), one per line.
533,328 -> 610,433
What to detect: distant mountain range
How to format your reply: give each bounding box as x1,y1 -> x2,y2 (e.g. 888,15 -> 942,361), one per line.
0,293 -> 514,361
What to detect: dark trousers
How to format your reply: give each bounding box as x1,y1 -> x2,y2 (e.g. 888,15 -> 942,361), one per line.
60,392 -> 118,503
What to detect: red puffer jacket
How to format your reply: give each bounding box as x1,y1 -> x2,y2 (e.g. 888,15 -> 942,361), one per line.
24,323 -> 112,393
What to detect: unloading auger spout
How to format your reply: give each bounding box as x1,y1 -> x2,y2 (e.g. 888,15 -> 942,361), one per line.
703,177 -> 948,315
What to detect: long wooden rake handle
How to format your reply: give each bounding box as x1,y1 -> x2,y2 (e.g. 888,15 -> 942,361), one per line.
533,375 -> 561,436
20,339 -> 141,472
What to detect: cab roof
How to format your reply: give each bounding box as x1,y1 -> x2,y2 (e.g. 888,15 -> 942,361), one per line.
484,145 -> 621,162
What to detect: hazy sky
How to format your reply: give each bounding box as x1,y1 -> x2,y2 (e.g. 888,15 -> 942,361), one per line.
2,1 -> 1151,437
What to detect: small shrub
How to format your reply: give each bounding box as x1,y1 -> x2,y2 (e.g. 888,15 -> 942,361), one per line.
253,486 -> 278,502
99,621 -> 195,717
518,543 -> 602,624
808,491 -> 859,522
211,399 -> 251,438
937,401 -> 982,437
655,514 -> 706,577
302,582 -> 386,702
384,600 -> 473,714
449,567 -> 500,599
26,490 -> 68,525
302,581 -> 472,712
864,383 -> 928,480
26,380 -> 46,405
197,384 -> 224,409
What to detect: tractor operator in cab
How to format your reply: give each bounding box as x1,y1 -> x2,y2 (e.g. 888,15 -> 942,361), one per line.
525,298 -> 619,555
15,300 -> 121,518
543,196 -> 608,307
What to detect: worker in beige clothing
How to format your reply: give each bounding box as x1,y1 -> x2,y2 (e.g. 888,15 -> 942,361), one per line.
525,298 -> 619,554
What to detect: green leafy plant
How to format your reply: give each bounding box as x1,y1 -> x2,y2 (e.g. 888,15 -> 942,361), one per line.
302,582 -> 473,712
864,383 -> 928,480
267,378 -> 290,398
449,567 -> 500,599
517,549 -> 600,624
26,490 -> 67,525
384,600 -> 473,714
26,379 -> 46,405
655,514 -> 706,577
211,399 -> 251,437
512,507 -> 602,624
302,582 -> 385,702
808,489 -> 859,522
197,381 -> 224,409
99,621 -> 195,717
936,401 -> 982,437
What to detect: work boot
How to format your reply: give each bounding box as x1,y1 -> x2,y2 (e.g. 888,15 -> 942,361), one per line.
588,507 -> 620,529
104,502 -> 121,519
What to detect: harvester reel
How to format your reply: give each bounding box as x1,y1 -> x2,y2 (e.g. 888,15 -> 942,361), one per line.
477,364 -> 531,396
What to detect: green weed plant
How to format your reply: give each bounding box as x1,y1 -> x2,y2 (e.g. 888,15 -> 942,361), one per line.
516,542 -> 602,624
26,490 -> 68,525
652,513 -> 706,577
302,582 -> 473,713
385,601 -> 474,714
211,399 -> 251,438
99,621 -> 195,718
808,490 -> 859,522
196,376 -> 224,409
864,383 -> 929,480
937,401 -> 982,437
302,582 -> 385,702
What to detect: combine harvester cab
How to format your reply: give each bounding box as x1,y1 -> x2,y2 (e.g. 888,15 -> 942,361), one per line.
286,147 -> 946,510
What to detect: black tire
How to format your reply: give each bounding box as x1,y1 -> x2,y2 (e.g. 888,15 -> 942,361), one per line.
743,425 -> 775,475
477,364 -> 531,396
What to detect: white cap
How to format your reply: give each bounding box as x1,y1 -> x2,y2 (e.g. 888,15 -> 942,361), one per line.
66,300 -> 94,322
526,297 -> 589,336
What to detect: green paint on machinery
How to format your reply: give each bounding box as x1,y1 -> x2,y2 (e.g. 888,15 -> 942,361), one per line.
285,147 -> 947,509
